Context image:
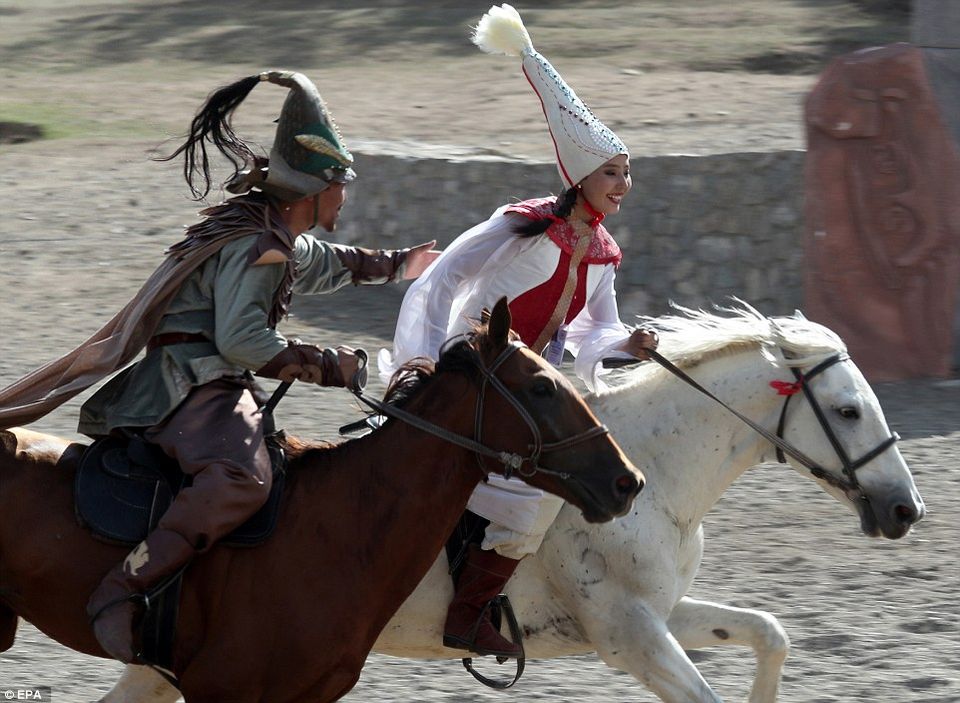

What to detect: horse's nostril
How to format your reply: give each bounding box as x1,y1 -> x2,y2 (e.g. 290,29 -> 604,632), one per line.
615,474 -> 639,496
894,503 -> 917,524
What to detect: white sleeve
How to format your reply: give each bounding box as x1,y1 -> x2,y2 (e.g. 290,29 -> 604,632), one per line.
564,264 -> 632,392
378,210 -> 520,384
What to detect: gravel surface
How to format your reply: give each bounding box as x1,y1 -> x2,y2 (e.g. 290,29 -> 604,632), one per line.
2,3 -> 955,701
0,226 -> 956,701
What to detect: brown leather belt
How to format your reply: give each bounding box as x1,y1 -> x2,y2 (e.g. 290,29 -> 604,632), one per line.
147,332 -> 210,352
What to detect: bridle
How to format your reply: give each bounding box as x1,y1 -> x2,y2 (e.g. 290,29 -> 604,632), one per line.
608,348 -> 900,495
771,352 -> 900,492
352,341 -> 610,480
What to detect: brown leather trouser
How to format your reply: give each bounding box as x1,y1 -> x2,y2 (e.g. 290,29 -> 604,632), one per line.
143,378 -> 272,552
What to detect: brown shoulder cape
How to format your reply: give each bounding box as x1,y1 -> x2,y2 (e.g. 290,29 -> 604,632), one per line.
0,193 -> 294,430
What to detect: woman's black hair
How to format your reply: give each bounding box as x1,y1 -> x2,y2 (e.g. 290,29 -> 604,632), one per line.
514,185 -> 579,238
155,74 -> 262,200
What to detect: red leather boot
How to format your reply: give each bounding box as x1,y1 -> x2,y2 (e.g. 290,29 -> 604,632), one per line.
443,544 -> 522,657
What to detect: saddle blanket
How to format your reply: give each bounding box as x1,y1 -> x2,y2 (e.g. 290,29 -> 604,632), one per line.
75,435 -> 286,547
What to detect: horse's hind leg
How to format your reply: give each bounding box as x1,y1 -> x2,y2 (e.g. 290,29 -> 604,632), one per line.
668,596 -> 789,703
0,603 -> 18,652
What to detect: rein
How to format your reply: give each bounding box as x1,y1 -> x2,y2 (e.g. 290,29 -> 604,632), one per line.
352,342 -> 609,480
605,348 -> 899,494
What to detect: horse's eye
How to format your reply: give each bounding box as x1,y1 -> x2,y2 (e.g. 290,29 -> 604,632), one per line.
531,379 -> 555,398
836,406 -> 860,420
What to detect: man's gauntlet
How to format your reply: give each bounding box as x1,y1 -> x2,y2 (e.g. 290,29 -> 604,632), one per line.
256,340 -> 346,387
333,244 -> 409,285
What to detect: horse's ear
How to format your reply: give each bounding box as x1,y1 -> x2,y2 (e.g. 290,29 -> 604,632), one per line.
488,297 -> 511,348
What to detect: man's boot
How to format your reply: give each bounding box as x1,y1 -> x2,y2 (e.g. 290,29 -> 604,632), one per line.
86,528 -> 195,663
443,544 -> 523,657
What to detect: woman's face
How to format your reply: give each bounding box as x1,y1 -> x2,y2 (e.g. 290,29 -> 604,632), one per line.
578,154 -> 631,216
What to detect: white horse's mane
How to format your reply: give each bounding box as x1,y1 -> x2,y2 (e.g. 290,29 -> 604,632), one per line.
610,301 -> 847,392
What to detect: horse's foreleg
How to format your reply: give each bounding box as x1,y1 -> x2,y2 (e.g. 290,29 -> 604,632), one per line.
667,596 -> 789,703
586,600 -> 723,703
99,665 -> 179,703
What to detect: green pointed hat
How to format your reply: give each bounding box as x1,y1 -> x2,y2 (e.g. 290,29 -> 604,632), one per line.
231,70 -> 356,200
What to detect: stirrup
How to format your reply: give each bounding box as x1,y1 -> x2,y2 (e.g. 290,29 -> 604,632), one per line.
455,595 -> 526,690
89,565 -> 186,626
441,631 -> 518,659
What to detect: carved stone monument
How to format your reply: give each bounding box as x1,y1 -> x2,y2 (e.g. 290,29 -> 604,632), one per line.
912,0 -> 960,373
804,43 -> 960,381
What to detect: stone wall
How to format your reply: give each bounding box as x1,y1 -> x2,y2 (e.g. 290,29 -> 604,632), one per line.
337,148 -> 806,320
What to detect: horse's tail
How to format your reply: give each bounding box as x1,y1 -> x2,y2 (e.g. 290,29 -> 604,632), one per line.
0,602 -> 16,652
0,429 -> 17,455
0,431 -> 20,651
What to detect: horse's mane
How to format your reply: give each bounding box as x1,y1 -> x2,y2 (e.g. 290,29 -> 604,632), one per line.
610,301 -> 846,392
384,338 -> 480,409
278,434 -> 337,461
382,319 -> 519,410
282,324 -> 506,465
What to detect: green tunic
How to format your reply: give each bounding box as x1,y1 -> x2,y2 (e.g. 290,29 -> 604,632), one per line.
78,233 -> 357,436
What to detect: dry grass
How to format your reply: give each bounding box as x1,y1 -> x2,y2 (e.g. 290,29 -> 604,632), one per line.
0,0 -> 908,149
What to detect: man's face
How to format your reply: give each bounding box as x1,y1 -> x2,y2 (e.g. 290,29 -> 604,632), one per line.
314,182 -> 347,232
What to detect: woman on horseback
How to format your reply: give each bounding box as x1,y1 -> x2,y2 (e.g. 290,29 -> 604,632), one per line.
379,5 -> 657,659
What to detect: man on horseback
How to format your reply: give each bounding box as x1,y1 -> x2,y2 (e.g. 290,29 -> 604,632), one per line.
0,70 -> 437,663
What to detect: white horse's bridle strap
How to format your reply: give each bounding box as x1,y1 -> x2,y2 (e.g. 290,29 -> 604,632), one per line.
774,353 -> 900,492
628,349 -> 899,494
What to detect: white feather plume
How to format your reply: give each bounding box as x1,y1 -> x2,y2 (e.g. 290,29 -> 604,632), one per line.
471,4 -> 533,57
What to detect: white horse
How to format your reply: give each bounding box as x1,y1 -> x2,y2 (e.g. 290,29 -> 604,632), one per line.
102,306 -> 925,703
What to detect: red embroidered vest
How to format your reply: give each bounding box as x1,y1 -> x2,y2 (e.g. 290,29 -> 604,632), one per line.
503,198 -> 621,347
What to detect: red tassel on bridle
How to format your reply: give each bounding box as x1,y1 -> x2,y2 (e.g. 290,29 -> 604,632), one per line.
770,380 -> 803,396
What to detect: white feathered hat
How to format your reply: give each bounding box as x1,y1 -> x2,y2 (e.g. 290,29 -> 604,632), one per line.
472,4 -> 628,189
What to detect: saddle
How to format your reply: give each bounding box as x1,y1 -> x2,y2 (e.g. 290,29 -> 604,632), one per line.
75,433 -> 287,675
75,434 -> 286,548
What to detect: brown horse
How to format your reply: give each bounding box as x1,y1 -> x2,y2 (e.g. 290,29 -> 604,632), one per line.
0,299 -> 643,703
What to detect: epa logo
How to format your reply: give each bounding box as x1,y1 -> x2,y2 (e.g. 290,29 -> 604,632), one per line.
1,688 -> 51,701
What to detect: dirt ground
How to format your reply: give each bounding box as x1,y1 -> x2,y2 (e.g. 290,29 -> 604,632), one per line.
3,2 -> 958,702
